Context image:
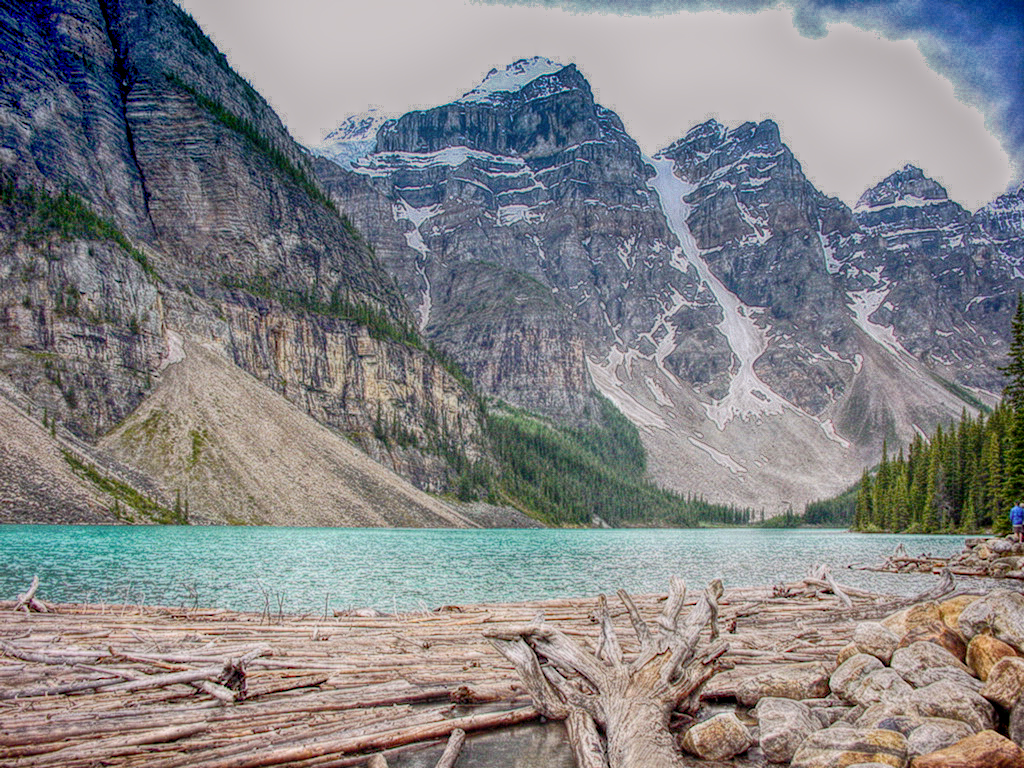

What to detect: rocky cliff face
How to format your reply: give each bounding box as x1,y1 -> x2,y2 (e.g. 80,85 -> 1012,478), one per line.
315,58 -> 725,425
317,74 -> 1022,512
975,184 -> 1024,267
0,0 -> 489,523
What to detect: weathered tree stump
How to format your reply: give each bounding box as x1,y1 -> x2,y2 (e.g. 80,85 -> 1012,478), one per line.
485,578 -> 727,768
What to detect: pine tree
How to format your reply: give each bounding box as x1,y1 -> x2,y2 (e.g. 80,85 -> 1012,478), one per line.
1002,295 -> 1024,501
854,469 -> 873,530
1000,295 -> 1024,409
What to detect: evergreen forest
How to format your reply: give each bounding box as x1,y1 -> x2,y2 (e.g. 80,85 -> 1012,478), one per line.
822,298 -> 1024,535
485,397 -> 753,528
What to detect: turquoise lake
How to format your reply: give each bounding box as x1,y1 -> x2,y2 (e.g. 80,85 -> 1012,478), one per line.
0,526 -> 971,614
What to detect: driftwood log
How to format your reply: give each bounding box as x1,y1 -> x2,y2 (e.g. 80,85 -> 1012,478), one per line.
14,576 -> 50,613
1,577 -> 936,767
486,578 -> 727,768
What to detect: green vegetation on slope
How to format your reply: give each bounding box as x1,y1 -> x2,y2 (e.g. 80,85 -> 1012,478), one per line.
62,451 -> 186,525
0,172 -> 158,279
485,396 -> 753,527
804,483 -> 858,527
165,73 -> 334,211
828,298 -> 1024,535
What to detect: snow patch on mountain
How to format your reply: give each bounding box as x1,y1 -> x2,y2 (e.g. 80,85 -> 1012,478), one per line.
846,285 -> 910,360
588,350 -> 668,431
688,437 -> 746,474
312,109 -> 394,168
460,57 -> 565,103
853,195 -> 943,214
647,157 -> 793,430
355,147 -> 530,176
393,201 -> 440,329
497,204 -> 544,226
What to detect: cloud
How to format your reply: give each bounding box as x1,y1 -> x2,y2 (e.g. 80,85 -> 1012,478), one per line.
473,0 -> 1024,189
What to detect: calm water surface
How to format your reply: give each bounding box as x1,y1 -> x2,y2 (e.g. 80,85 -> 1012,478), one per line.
0,526 -> 968,613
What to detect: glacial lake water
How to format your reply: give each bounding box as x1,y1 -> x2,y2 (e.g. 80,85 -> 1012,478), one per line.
0,526 -> 973,614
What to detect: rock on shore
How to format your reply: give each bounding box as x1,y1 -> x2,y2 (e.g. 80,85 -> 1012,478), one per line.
678,587 -> 1024,767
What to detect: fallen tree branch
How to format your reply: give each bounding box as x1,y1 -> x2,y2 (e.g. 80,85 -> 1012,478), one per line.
13,576 -> 49,613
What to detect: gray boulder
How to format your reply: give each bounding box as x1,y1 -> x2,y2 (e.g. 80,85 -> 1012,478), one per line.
830,653 -> 884,701
905,717 -> 976,757
680,711 -> 752,760
1011,699 -> 1024,747
909,679 -> 996,732
790,725 -> 908,768
754,696 -> 822,763
846,668 -> 913,708
980,656 -> 1024,708
958,590 -> 1024,652
852,622 -> 900,665
890,641 -> 977,690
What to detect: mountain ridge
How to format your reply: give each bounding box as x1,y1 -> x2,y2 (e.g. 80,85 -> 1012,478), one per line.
3,8 -> 1021,523
313,61 -> 1021,512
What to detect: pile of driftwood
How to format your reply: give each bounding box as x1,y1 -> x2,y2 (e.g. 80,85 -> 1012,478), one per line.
853,537 -> 1024,579
0,572 -> 940,768
849,543 -> 953,575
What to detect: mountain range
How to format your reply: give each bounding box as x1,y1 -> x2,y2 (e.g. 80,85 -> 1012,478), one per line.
313,56 -> 1024,512
2,3 -> 1022,524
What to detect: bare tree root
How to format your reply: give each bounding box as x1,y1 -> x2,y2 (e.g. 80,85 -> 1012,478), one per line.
485,578 -> 728,768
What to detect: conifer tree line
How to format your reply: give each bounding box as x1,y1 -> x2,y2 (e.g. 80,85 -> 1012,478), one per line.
846,298 -> 1024,535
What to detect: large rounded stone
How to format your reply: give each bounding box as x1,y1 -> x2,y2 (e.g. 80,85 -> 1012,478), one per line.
837,642 -> 860,665
905,718 -> 976,758
958,590 -> 1024,652
736,662 -> 832,706
909,729 -> 1024,768
831,653 -> 885,701
754,696 -> 822,763
790,725 -> 908,768
980,656 -> 1024,708
856,702 -> 923,730
882,602 -> 941,637
680,711 -> 752,760
990,539 -> 1017,554
967,633 -> 1018,681
847,668 -> 914,708
897,620 -> 968,662
1010,700 -> 1024,747
891,641 -> 976,690
940,595 -> 981,632
853,622 -> 901,664
909,680 -> 996,732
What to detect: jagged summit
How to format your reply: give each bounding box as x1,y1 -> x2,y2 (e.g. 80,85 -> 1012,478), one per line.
658,118 -> 783,158
976,183 -> 1024,259
978,182 -> 1024,220
321,109 -> 393,144
311,109 -> 395,168
855,164 -> 950,212
459,57 -> 566,103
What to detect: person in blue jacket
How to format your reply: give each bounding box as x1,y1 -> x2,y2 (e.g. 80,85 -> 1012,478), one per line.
1012,501 -> 1024,543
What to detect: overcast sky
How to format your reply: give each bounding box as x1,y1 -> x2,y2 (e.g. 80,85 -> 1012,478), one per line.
177,0 -> 1018,211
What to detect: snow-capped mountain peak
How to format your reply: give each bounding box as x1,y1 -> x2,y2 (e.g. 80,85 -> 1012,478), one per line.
854,164 -> 949,213
459,57 -> 566,103
311,109 -> 395,168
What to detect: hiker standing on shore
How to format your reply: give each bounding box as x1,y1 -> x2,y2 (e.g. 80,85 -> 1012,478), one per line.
1012,501 -> 1024,544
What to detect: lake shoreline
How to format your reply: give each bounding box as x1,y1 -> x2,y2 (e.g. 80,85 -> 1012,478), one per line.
2,571 -> 998,768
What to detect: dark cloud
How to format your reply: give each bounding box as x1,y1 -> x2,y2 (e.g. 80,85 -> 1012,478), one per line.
475,0 -> 1024,188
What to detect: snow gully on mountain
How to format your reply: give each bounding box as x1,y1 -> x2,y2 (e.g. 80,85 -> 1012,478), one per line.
647,157 -> 791,430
